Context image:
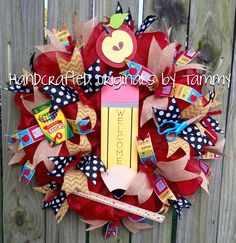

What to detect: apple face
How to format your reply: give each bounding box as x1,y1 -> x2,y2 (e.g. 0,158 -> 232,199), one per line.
96,25 -> 137,68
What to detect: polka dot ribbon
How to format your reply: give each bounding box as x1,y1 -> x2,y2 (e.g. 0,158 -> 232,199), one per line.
47,156 -> 74,177
40,84 -> 79,112
168,197 -> 191,218
83,59 -> 113,94
200,116 -> 224,134
43,190 -> 66,215
115,2 -> 123,14
4,75 -> 33,94
135,15 -> 158,35
153,97 -> 212,154
115,2 -> 132,27
76,155 -> 106,185
49,182 -> 60,190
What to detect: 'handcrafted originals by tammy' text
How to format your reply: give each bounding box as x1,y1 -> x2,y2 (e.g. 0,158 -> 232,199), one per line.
9,71 -> 231,89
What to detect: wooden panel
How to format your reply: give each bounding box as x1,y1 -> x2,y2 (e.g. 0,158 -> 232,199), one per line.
144,0 -> 190,44
217,39 -> 236,243
47,0 -> 93,31
176,0 -> 236,243
131,210 -> 173,243
46,1 -> 93,242
1,0 -> 45,242
0,0 -> 7,238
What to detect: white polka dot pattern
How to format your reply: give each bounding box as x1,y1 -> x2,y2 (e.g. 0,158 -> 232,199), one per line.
4,76 -> 33,94
40,84 -> 79,112
153,97 -> 208,154
115,2 -> 123,14
200,116 -> 224,134
135,15 -> 158,34
83,59 -> 113,94
49,182 -> 59,190
76,155 -> 106,185
43,191 -> 66,215
115,2 -> 132,27
180,124 -> 204,154
168,197 -> 191,218
125,8 -> 132,27
152,97 -> 181,124
48,156 -> 74,177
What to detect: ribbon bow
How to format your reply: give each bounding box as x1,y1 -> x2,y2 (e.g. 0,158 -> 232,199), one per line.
4,75 -> 33,93
47,156 -> 74,177
40,84 -> 79,112
153,97 -> 212,154
168,198 -> 192,218
83,59 -> 113,94
43,190 -> 67,215
76,155 -> 106,185
136,134 -> 192,216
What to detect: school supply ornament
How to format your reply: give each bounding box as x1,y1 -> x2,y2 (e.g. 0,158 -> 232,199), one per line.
5,2 -> 225,239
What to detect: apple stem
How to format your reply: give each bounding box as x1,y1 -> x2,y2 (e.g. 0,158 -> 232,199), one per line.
103,24 -> 110,34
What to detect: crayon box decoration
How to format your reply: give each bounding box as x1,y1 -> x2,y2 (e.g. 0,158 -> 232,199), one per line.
32,100 -> 73,146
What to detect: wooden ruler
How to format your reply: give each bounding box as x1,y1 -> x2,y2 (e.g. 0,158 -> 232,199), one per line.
73,191 -> 165,223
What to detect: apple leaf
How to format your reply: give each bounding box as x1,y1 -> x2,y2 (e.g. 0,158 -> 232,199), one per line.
107,13 -> 128,29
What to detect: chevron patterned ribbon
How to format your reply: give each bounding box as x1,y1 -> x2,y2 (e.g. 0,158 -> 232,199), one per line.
55,199 -> 69,223
75,102 -> 97,129
62,168 -> 89,195
66,135 -> 92,156
57,47 -> 84,77
181,97 -> 211,120
67,101 -> 97,134
167,137 -> 190,158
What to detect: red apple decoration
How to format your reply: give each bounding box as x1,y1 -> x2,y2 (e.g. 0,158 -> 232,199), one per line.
190,94 -> 198,102
96,25 -> 137,68
21,134 -> 30,143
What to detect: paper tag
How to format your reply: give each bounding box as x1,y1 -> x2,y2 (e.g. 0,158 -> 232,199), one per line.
104,221 -> 120,239
152,171 -> 176,204
19,160 -> 35,184
71,119 -> 93,135
122,60 -> 158,90
33,100 -> 73,146
159,84 -> 201,103
199,160 -> 211,179
53,24 -> 70,47
137,133 -> 157,165
101,78 -> 138,172
176,48 -> 199,66
11,125 -> 45,149
171,84 -> 201,103
199,151 -> 221,160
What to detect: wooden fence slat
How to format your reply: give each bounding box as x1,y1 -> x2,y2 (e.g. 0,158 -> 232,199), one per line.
217,38 -> 236,243
46,1 -> 93,242
1,0 -> 45,242
47,0 -> 94,30
176,0 -> 236,243
131,209 -> 173,243
0,0 -> 8,238
144,0 -> 190,45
